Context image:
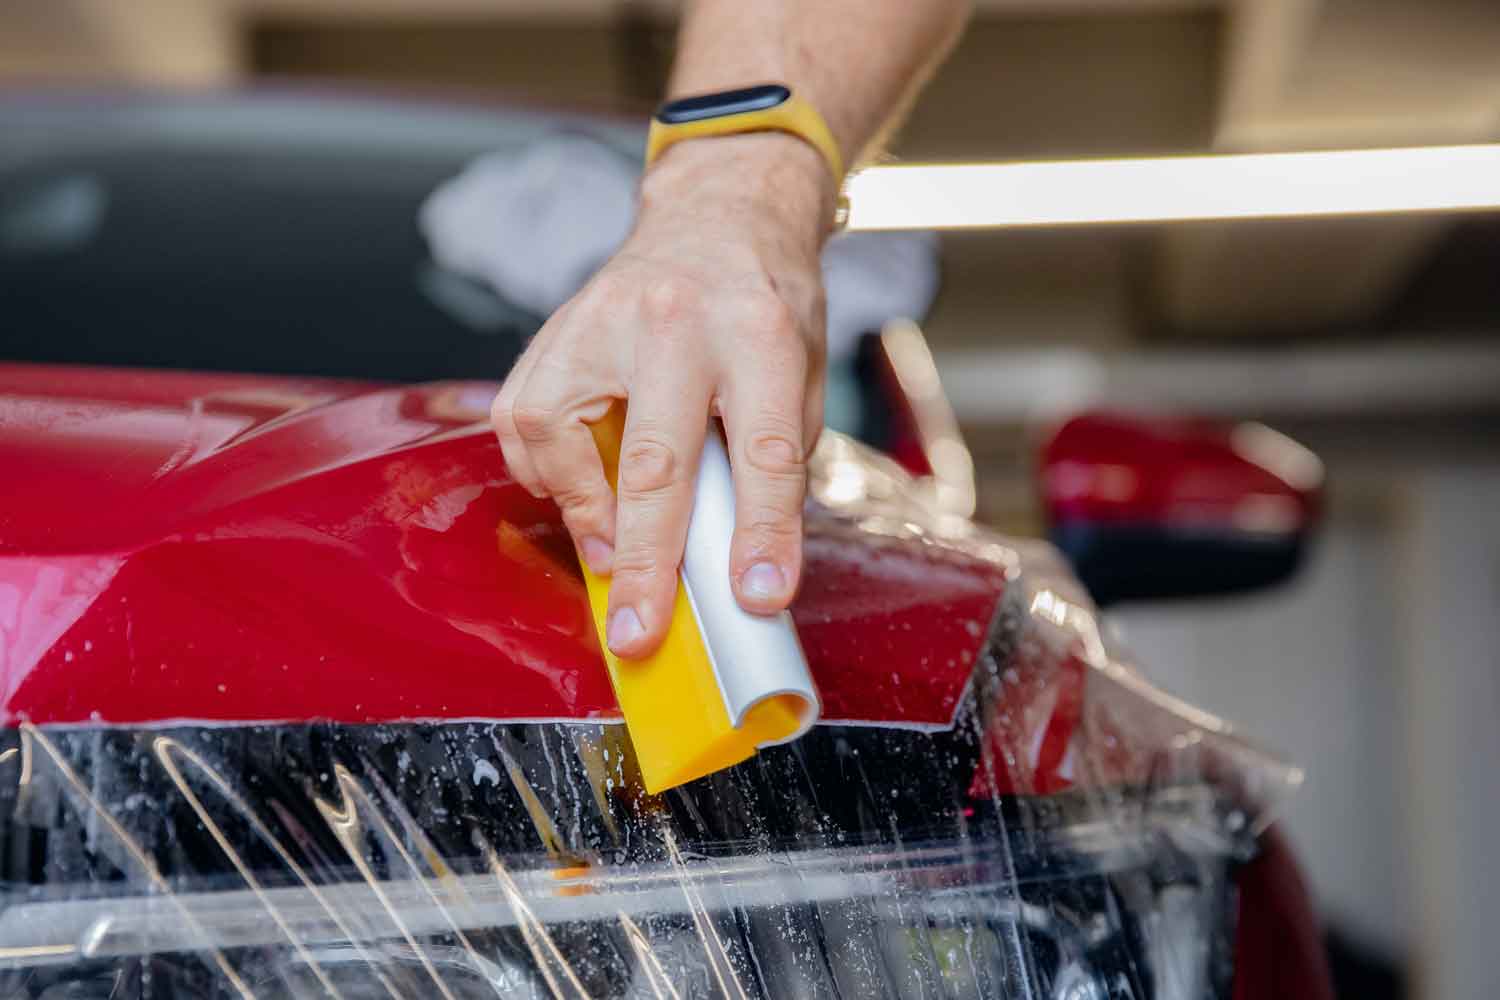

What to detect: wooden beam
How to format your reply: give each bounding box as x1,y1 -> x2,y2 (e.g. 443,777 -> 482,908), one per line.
0,0 -> 239,85
1154,0 -> 1500,336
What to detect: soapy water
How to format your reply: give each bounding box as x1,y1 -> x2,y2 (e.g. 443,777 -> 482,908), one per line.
0,587 -> 1294,999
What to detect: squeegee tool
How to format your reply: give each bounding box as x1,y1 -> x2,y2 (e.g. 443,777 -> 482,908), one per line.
576,405 -> 819,794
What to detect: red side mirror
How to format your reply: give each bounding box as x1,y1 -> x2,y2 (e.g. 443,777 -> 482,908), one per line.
1039,412 -> 1323,605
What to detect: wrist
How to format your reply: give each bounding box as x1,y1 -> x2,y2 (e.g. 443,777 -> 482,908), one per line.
639,132 -> 837,250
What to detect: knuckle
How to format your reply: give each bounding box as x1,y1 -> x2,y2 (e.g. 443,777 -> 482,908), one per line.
641,275 -> 701,325
743,422 -> 806,478
742,316 -> 809,380
744,294 -> 799,338
510,399 -> 557,443
618,436 -> 680,496
552,483 -> 608,520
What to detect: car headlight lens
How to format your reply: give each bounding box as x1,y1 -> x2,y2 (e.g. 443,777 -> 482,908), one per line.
0,716 -> 1248,998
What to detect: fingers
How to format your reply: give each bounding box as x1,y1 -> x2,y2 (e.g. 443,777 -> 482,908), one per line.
513,365 -> 618,575
722,323 -> 813,615
604,359 -> 712,659
493,305 -> 621,574
491,341 -> 544,497
493,262 -> 821,657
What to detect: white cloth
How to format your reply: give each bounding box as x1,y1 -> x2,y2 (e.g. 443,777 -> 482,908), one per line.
419,134 -> 939,365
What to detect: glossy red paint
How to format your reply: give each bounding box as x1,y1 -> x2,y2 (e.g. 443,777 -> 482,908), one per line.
0,364 -> 1000,728
1039,412 -> 1322,532
1233,827 -> 1337,1000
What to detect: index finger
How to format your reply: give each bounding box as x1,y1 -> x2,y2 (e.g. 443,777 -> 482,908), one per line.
602,365 -> 712,659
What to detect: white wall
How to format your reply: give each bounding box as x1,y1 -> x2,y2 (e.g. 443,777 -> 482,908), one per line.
1110,463 -> 1500,999
1396,467 -> 1500,1000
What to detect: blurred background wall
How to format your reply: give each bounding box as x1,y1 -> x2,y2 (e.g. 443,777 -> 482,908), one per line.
5,2 -> 1499,997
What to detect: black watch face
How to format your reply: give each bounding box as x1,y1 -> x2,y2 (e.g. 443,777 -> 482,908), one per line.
656,84 -> 791,125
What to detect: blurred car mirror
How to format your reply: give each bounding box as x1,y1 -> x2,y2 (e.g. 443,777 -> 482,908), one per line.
1039,412 -> 1324,606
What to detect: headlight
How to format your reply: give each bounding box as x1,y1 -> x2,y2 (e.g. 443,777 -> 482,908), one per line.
0,709 -> 1246,998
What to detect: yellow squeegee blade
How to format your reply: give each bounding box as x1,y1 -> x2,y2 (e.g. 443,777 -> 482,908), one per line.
577,405 -> 802,794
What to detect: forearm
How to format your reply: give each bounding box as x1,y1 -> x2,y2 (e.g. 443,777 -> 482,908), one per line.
669,0 -> 971,173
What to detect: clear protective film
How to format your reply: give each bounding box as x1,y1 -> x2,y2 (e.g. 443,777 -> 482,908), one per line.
0,432 -> 1302,999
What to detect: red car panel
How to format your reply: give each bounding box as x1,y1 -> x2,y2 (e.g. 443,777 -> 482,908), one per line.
0,364 -> 999,729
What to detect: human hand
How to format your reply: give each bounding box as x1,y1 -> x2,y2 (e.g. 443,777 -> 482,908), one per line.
491,132 -> 833,659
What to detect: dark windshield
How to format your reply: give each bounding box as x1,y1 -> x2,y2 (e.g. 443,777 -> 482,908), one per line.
0,94 -> 634,382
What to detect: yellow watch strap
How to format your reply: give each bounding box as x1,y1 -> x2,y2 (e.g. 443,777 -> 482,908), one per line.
645,90 -> 844,184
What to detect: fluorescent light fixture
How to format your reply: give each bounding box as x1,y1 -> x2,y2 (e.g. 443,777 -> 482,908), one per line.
843,144 -> 1500,231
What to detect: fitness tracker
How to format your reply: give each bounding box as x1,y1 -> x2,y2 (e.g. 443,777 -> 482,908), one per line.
646,83 -> 845,185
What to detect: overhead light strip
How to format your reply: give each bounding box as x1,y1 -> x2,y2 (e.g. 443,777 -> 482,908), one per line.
843,144 -> 1500,230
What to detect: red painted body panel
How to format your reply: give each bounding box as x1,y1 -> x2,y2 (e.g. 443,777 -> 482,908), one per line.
1233,827 -> 1337,1000
0,364 -> 998,728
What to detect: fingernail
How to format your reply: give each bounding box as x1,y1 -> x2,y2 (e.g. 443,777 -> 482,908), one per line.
607,606 -> 645,652
580,536 -> 613,574
741,562 -> 787,601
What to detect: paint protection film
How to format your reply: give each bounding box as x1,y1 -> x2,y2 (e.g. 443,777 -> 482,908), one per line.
0,437 -> 1301,998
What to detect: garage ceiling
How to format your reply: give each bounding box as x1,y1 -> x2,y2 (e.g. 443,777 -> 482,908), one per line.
6,0 -> 1500,346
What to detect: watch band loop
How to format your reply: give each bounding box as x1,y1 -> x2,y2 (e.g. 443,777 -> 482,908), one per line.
646,84 -> 845,185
